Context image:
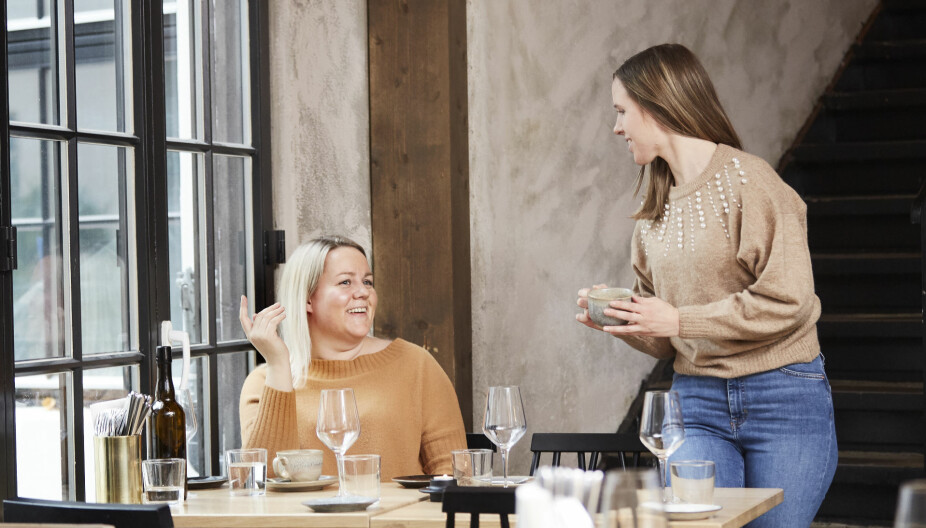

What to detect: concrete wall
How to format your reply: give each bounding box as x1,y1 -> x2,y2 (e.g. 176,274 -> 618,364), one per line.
268,0 -> 372,252
466,0 -> 875,473
268,0 -> 876,474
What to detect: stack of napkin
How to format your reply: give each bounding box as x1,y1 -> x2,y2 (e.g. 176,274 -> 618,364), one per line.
515,466 -> 603,528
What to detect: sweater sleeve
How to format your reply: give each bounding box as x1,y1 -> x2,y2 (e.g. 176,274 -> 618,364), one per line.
239,364 -> 299,475
677,184 -> 819,342
617,225 -> 677,359
418,355 -> 467,475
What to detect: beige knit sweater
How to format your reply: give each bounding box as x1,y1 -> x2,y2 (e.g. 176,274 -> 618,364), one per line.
239,338 -> 467,479
621,144 -> 821,378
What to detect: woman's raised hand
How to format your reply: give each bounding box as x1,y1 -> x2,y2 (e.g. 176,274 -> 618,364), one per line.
239,296 -> 294,391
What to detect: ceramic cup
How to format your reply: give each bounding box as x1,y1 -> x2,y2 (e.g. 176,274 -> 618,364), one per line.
586,287 -> 633,327
272,449 -> 323,482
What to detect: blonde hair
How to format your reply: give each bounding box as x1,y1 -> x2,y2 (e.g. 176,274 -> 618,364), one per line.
277,235 -> 367,388
614,43 -> 742,221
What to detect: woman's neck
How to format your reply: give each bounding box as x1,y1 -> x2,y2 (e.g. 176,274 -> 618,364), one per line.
309,334 -> 390,361
661,136 -> 718,187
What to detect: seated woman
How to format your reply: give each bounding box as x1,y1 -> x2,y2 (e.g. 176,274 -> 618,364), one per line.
238,235 -> 466,479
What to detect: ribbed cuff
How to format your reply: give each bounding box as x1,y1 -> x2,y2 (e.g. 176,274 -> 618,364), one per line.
243,385 -> 298,452
678,305 -> 711,338
421,432 -> 466,476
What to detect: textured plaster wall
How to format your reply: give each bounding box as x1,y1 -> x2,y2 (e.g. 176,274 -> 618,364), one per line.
467,0 -> 875,473
269,0 -> 372,253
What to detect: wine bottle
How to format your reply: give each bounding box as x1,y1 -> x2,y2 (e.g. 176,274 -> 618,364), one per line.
150,345 -> 187,497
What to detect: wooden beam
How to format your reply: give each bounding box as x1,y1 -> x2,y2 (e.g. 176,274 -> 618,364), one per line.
368,0 -> 473,429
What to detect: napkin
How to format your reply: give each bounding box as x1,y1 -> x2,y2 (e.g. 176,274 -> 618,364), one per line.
515,466 -> 601,528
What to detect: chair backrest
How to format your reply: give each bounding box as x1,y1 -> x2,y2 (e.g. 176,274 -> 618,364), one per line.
3,498 -> 173,528
442,485 -> 515,528
465,432 -> 497,452
528,432 -> 648,476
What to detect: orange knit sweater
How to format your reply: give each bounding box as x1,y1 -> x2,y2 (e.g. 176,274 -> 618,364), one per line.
239,338 -> 467,480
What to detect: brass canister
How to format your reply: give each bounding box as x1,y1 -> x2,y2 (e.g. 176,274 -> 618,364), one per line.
93,435 -> 142,504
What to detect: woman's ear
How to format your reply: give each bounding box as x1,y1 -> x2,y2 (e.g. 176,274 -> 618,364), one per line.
306,300 -> 313,314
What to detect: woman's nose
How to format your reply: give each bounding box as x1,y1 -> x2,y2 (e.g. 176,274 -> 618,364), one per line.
614,118 -> 623,136
354,284 -> 371,298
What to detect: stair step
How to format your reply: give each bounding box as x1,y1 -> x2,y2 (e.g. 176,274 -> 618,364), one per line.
781,157 -> 925,197
824,89 -> 926,110
818,314 -> 922,338
832,382 -> 924,452
806,195 -> 914,215
823,334 -> 923,382
812,252 -> 920,274
791,140 -> 926,162
807,90 -> 926,142
837,42 -> 926,90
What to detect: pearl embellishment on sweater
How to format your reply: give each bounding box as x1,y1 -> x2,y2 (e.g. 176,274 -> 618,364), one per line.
641,157 -> 746,257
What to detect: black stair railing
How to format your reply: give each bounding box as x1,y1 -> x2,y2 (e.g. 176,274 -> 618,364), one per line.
908,178 -> 926,473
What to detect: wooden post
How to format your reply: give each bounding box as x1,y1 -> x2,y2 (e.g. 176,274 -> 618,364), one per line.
368,0 -> 473,429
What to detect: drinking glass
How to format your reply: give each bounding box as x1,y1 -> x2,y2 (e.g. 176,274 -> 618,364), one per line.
316,388 -> 361,497
225,448 -> 267,496
894,479 -> 926,528
482,386 -> 527,488
176,388 -> 197,441
599,468 -> 667,528
639,390 -> 685,502
142,458 -> 185,505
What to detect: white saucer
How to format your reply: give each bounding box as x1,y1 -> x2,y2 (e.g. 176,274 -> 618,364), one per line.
662,503 -> 722,521
266,475 -> 336,492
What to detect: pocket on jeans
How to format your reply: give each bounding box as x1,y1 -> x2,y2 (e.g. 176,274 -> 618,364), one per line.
778,355 -> 826,380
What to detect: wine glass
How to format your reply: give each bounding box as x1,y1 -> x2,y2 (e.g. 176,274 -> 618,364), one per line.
482,386 -> 527,488
894,479 -> 926,528
176,387 -> 197,441
316,388 -> 361,496
639,390 -> 685,502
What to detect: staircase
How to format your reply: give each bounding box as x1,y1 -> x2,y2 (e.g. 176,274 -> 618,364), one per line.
779,0 -> 926,524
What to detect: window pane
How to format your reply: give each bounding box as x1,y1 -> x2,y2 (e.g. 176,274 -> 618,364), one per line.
172,355 -> 206,477
164,0 -> 203,140
217,351 -> 251,473
167,150 -> 205,344
7,0 -> 61,125
214,155 -> 251,342
78,143 -> 135,355
75,0 -> 134,133
12,138 -> 66,361
82,365 -> 137,502
16,372 -> 70,500
211,0 -> 250,145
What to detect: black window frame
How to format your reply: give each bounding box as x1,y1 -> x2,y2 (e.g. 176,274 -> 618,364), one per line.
0,0 -> 273,502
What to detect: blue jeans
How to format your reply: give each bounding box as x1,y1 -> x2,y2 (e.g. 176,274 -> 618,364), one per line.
668,355 -> 838,528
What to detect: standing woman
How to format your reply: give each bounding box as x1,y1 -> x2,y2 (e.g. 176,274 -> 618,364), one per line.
238,235 -> 467,479
576,44 -> 836,527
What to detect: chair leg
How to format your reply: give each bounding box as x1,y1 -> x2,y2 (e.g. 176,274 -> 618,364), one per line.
530,452 -> 540,476
446,511 -> 455,528
552,452 -> 561,467
578,452 -> 586,471
501,514 -> 510,528
470,513 -> 480,528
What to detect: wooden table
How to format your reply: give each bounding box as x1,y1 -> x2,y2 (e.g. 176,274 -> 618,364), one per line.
369,487 -> 783,528
170,483 -> 427,528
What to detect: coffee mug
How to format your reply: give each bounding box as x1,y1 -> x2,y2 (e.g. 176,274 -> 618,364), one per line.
272,449 -> 323,482
586,287 -> 633,327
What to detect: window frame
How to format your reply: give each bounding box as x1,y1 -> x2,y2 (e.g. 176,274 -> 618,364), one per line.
0,0 -> 273,501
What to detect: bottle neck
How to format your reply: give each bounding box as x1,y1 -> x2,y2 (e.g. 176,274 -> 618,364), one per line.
156,351 -> 175,400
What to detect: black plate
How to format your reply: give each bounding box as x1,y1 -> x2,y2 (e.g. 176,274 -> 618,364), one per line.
392,474 -> 438,489
187,475 -> 227,489
302,496 -> 378,513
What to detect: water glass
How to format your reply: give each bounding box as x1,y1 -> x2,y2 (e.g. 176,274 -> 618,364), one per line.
141,458 -> 185,505
226,448 -> 267,496
451,449 -> 494,486
340,454 -> 381,499
670,460 -> 715,505
599,468 -> 667,528
894,479 -> 926,528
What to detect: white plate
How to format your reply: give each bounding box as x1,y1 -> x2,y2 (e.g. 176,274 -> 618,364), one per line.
266,475 -> 337,492
481,476 -> 533,487
662,503 -> 723,521
302,496 -> 378,512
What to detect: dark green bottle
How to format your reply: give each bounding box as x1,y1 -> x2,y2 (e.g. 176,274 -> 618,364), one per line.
151,345 -> 187,497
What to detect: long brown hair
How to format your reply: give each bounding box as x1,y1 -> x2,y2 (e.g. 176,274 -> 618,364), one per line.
613,44 -> 742,220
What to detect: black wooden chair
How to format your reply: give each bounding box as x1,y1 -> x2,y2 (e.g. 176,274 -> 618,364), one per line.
465,432 -> 497,452
528,432 -> 648,476
3,498 -> 173,528
442,485 -> 515,528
